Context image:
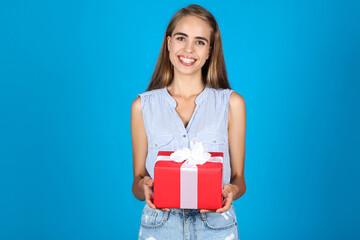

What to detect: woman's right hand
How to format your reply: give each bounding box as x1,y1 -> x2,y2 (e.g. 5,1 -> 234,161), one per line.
142,176 -> 170,212
142,176 -> 156,209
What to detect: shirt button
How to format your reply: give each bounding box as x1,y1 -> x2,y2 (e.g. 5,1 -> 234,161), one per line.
154,144 -> 158,147
212,140 -> 216,143
183,134 -> 187,138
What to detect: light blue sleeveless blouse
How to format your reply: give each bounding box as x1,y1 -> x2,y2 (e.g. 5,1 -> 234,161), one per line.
138,85 -> 234,185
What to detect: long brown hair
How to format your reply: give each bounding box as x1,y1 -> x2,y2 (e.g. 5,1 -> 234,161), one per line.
147,4 -> 230,91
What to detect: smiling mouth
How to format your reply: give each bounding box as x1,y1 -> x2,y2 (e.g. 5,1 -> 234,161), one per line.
178,56 -> 197,66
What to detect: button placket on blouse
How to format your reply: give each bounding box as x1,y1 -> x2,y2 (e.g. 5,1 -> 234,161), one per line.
168,102 -> 195,148
181,133 -> 188,148
171,111 -> 189,148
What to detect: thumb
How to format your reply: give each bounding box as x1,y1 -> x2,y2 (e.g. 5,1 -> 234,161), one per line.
222,185 -> 232,197
148,179 -> 154,187
222,190 -> 228,198
143,176 -> 152,186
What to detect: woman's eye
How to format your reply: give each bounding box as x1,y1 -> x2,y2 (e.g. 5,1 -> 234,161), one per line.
197,41 -> 205,45
176,37 -> 185,41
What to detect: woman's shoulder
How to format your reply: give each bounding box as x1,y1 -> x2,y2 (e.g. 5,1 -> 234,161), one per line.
207,87 -> 236,98
133,87 -> 166,109
131,96 -> 142,113
229,91 -> 245,104
207,87 -> 245,107
228,90 -> 246,115
138,88 -> 164,98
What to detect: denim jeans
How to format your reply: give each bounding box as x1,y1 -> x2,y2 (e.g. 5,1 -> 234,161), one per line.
138,204 -> 240,240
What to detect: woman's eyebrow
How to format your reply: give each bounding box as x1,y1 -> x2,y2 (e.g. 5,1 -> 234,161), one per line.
173,32 -> 209,43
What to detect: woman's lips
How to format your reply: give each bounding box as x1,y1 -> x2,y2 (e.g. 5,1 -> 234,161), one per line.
178,56 -> 197,66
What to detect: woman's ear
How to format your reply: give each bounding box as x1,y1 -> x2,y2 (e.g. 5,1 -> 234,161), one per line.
167,36 -> 171,51
206,46 -> 212,60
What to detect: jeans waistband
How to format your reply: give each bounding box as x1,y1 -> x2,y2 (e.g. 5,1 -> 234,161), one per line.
170,208 -> 202,215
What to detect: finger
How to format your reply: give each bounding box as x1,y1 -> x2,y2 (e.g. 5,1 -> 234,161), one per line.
200,209 -> 216,213
222,191 -> 229,205
216,207 -> 226,213
145,194 -> 156,209
144,188 -> 156,209
146,199 -> 156,209
148,179 -> 154,187
216,201 -> 230,213
143,176 -> 153,186
146,200 -> 156,209
216,202 -> 231,213
143,177 -> 148,184
222,187 -> 231,197
159,208 -> 170,212
217,196 -> 233,213
218,191 -> 234,213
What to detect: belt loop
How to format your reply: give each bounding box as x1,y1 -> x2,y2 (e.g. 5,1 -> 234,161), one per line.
200,212 -> 206,221
164,210 -> 170,220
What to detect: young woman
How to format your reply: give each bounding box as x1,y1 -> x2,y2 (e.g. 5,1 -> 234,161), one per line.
131,4 -> 246,240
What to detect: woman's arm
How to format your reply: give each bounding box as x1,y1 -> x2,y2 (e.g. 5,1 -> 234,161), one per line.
213,91 -> 246,213
131,97 -> 156,208
227,91 -> 247,200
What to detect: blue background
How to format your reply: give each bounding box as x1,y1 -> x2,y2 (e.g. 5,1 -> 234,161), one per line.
1,0 -> 359,239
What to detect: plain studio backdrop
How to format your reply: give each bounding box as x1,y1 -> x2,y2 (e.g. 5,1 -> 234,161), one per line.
0,0 -> 359,239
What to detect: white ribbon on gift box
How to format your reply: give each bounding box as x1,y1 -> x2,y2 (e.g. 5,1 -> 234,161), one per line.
155,138 -> 223,209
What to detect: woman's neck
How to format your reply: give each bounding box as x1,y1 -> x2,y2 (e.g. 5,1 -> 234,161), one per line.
168,73 -> 205,99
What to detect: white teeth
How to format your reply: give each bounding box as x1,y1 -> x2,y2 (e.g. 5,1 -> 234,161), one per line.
179,56 -> 195,63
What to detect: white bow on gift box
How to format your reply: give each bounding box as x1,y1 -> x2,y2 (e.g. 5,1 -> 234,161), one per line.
169,138 -> 211,165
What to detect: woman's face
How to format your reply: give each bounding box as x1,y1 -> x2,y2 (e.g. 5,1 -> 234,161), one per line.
167,15 -> 212,79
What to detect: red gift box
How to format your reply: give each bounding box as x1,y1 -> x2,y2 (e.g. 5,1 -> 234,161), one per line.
153,151 -> 223,209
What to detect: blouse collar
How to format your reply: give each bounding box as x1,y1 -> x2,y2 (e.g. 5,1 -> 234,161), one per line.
163,84 -> 209,108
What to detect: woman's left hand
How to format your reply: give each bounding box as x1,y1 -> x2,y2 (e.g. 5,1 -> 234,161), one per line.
200,183 -> 235,213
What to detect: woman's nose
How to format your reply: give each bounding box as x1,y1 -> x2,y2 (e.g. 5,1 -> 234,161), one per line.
185,41 -> 194,52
